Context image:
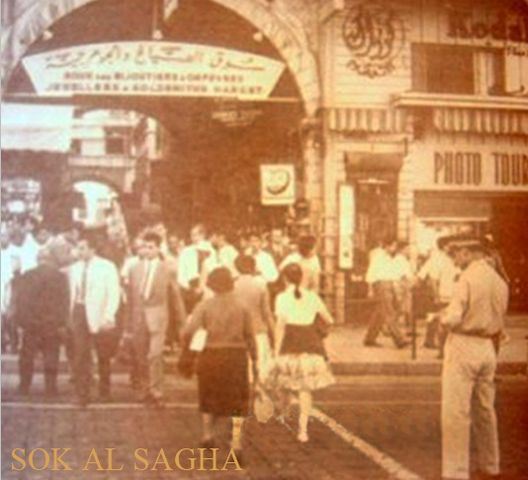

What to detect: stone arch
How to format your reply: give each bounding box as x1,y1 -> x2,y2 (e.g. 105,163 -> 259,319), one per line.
70,172 -> 123,196
1,0 -> 320,114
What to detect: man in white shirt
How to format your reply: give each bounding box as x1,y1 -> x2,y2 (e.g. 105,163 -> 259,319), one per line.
440,237 -> 508,480
69,233 -> 121,406
177,224 -> 214,312
1,231 -> 15,353
418,236 -> 460,350
207,230 -> 239,277
248,234 -> 279,284
364,238 -> 409,348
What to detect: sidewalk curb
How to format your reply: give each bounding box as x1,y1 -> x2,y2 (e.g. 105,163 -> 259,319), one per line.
330,362 -> 527,376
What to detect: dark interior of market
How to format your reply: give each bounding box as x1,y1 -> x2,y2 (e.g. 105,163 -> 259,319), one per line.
4,0 -> 305,234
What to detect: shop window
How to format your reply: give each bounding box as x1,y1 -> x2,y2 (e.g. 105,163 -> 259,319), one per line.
412,44 -> 474,94
412,44 -> 506,96
475,49 -> 505,95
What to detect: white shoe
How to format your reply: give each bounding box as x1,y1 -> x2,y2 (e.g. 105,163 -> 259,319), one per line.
297,432 -> 309,443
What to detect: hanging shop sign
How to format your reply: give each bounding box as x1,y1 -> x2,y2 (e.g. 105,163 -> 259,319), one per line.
412,146 -> 528,192
211,102 -> 262,128
22,41 -> 285,100
338,184 -> 355,270
260,164 -> 295,206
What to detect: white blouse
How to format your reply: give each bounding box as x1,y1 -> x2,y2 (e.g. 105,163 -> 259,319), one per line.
275,286 -> 333,326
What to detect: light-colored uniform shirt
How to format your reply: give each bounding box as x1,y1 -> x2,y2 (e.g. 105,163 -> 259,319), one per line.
442,259 -> 509,336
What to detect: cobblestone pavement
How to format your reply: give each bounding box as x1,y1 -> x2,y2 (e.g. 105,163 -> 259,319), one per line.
2,374 -> 527,480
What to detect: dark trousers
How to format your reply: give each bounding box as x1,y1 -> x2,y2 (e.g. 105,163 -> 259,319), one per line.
2,313 -> 19,353
364,282 -> 406,347
19,328 -> 60,393
165,294 -> 180,348
72,305 -> 113,399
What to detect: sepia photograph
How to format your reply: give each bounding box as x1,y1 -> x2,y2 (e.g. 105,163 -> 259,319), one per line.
1,0 -> 527,478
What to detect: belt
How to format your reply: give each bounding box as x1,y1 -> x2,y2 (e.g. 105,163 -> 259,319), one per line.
452,329 -> 499,339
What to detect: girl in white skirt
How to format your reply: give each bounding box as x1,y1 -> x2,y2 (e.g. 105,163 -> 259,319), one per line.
268,263 -> 334,442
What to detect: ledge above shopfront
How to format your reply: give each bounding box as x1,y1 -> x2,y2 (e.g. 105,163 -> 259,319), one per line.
393,93 -> 528,135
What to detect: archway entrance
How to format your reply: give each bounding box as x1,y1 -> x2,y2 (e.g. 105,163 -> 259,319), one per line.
3,0 -> 319,237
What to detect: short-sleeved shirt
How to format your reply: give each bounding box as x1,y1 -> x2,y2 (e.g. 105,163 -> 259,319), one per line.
275,286 -> 330,326
442,259 -> 508,336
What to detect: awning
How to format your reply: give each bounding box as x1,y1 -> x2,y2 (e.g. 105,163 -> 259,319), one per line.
1,103 -> 73,152
432,108 -> 528,135
326,108 -> 408,133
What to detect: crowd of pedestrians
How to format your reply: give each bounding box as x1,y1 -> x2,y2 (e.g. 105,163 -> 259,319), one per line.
0,216 -> 331,457
1,215 -> 511,476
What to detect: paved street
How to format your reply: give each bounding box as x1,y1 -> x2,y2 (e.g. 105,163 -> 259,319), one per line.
2,373 -> 527,480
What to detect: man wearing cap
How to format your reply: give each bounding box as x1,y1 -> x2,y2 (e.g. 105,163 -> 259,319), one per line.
440,236 -> 509,480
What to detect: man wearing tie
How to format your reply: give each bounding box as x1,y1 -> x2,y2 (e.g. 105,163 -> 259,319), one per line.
69,233 -> 120,406
126,232 -> 186,407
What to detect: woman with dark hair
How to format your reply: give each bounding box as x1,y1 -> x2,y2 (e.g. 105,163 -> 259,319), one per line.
268,263 -> 334,443
181,267 -> 256,458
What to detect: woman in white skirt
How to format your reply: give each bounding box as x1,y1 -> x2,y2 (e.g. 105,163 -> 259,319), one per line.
268,263 -> 334,442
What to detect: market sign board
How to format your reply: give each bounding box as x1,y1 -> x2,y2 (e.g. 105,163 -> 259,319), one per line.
412,145 -> 528,192
22,42 -> 285,100
260,164 -> 295,206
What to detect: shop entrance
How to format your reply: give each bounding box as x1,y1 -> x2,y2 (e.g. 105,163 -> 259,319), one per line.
415,191 -> 528,313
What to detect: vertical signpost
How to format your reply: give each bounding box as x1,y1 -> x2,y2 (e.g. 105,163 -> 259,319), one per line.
338,183 -> 354,270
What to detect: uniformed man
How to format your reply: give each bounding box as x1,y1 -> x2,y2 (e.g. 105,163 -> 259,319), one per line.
440,236 -> 509,480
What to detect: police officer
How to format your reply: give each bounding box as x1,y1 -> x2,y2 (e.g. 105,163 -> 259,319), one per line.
440,236 -> 509,480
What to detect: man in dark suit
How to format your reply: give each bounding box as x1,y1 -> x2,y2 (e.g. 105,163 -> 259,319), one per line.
17,249 -> 70,397
125,232 -> 186,407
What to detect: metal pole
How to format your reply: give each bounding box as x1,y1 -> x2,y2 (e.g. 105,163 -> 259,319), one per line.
411,285 -> 417,360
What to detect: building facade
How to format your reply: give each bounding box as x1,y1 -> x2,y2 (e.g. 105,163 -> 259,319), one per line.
2,0 -> 528,318
319,0 -> 528,317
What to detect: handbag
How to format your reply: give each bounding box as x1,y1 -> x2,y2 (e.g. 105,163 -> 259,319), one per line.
189,328 -> 208,352
177,327 -> 208,378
